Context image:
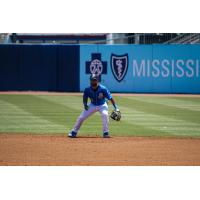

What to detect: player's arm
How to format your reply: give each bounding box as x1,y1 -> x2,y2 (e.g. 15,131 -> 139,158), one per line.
83,89 -> 89,110
104,88 -> 119,111
110,98 -> 119,111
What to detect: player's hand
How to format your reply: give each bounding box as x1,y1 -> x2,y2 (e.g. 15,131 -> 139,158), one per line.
113,105 -> 119,112
115,108 -> 120,112
84,105 -> 89,110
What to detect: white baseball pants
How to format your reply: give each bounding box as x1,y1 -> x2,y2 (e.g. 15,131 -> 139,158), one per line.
72,102 -> 109,134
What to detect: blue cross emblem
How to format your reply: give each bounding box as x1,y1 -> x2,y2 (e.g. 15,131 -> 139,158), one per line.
86,53 -> 107,81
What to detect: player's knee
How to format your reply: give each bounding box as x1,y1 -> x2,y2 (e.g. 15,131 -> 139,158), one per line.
101,111 -> 108,118
78,116 -> 86,122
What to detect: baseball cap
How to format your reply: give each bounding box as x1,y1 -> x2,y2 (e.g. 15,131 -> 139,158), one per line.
90,74 -> 99,81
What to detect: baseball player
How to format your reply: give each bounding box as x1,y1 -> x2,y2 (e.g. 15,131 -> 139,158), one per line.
68,73 -> 120,138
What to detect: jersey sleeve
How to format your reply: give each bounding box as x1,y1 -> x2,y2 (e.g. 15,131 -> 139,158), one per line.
103,87 -> 112,100
83,88 -> 88,97
83,88 -> 89,104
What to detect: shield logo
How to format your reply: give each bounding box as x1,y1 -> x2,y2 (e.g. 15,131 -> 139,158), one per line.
111,54 -> 128,82
89,59 -> 103,76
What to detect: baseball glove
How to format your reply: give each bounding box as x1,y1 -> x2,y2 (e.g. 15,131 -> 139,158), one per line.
110,110 -> 121,121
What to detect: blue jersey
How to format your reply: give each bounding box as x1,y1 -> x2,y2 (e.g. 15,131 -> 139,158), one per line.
83,84 -> 112,106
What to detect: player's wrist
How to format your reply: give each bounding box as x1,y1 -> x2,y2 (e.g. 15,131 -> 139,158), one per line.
113,104 -> 119,111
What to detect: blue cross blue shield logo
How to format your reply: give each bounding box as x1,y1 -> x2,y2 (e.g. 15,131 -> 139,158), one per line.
111,54 -> 128,82
86,53 -> 107,82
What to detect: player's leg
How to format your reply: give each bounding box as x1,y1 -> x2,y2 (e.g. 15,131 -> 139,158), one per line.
68,104 -> 96,137
99,103 -> 110,138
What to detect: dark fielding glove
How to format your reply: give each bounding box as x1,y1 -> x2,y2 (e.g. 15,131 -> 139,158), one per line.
110,110 -> 121,121
84,104 -> 89,110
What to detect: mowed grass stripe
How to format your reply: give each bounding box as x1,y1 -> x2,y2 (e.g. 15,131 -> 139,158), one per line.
117,96 -> 200,137
0,95 -> 78,123
0,95 -> 104,135
0,95 -> 81,134
0,94 -> 163,136
124,96 -> 200,112
173,97 -> 200,103
0,94 -> 200,137
0,99 -> 66,133
118,96 -> 200,125
120,105 -> 200,137
42,95 -> 177,137
37,95 -> 83,111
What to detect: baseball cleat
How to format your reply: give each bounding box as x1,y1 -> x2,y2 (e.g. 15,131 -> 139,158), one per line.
103,132 -> 110,138
68,131 -> 77,138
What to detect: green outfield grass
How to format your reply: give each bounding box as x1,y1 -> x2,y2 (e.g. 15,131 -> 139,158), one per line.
0,94 -> 200,137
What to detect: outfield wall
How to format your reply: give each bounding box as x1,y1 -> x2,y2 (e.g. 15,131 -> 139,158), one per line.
0,44 -> 200,93
0,44 -> 79,92
80,44 -> 200,93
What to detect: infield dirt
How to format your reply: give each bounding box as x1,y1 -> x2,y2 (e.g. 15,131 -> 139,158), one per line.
0,134 -> 200,166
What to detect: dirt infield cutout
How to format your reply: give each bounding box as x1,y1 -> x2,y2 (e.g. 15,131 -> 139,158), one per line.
0,134 -> 200,166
